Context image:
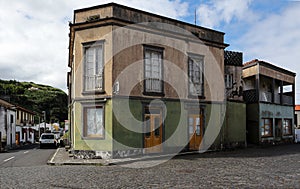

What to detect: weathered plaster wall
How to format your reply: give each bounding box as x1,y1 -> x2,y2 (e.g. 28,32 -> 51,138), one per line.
74,6 -> 113,23
73,26 -> 113,98
224,102 -> 246,147
111,25 -> 225,102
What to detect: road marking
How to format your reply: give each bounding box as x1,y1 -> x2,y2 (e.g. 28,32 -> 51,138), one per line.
4,156 -> 15,162
49,148 -> 60,163
24,151 -> 29,154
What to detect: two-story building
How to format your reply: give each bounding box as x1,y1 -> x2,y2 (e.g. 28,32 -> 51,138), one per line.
68,3 -> 231,158
0,99 -> 16,150
243,59 -> 296,144
223,51 -> 246,148
15,106 -> 36,144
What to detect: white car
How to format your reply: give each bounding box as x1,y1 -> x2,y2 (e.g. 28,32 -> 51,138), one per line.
39,133 -> 57,148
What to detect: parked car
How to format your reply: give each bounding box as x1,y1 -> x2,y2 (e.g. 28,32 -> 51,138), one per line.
39,133 -> 57,149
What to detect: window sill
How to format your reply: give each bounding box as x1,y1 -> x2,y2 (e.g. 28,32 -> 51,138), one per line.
261,136 -> 273,138
82,137 -> 105,140
188,95 -> 206,99
143,92 -> 165,97
82,90 -> 106,95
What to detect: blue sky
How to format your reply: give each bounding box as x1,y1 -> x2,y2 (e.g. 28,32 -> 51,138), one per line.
0,0 -> 299,102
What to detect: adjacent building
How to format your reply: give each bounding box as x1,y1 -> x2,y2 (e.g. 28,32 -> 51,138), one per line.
15,106 -> 36,144
68,3 -> 231,158
243,59 -> 296,144
0,99 -> 16,150
223,51 -> 246,148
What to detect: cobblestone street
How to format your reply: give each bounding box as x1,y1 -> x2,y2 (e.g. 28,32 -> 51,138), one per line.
1,144 -> 300,188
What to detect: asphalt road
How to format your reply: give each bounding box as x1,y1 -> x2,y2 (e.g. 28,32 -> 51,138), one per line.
0,144 -> 56,168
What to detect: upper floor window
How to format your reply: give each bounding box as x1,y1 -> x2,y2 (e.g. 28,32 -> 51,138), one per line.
83,41 -> 104,92
188,54 -> 204,97
144,46 -> 164,94
225,74 -> 233,89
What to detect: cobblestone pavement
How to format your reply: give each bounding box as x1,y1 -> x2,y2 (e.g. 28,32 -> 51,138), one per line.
0,144 -> 299,188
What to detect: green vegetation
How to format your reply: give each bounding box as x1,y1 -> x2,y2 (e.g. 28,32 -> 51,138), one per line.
0,79 -> 68,125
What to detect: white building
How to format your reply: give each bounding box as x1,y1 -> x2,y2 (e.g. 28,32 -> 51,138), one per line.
0,99 -> 16,150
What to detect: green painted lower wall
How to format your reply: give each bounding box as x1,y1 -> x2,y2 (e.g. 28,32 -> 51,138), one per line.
258,103 -> 294,143
246,103 -> 294,144
112,98 -> 227,153
223,101 -> 246,147
71,97 -> 247,155
73,100 -> 113,152
112,98 -> 143,150
112,98 -> 189,153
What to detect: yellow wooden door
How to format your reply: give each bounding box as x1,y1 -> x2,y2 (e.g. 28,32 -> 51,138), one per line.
189,114 -> 203,150
144,113 -> 162,153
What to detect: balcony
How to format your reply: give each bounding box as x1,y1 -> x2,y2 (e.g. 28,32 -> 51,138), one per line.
260,92 -> 272,103
243,89 -> 257,103
243,90 -> 293,105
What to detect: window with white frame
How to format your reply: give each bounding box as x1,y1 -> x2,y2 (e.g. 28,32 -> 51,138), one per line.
83,106 -> 104,138
283,119 -> 292,135
188,54 -> 204,96
83,41 -> 104,92
225,74 -> 233,89
144,46 -> 163,94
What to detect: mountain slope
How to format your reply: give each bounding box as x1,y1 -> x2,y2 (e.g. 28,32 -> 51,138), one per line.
0,79 -> 68,124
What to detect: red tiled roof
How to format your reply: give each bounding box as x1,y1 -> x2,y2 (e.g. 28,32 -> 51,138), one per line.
295,105 -> 300,111
0,99 -> 15,109
243,59 -> 258,66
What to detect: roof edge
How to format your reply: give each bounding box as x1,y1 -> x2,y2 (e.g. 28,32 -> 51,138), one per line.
243,59 -> 296,77
73,2 -> 226,35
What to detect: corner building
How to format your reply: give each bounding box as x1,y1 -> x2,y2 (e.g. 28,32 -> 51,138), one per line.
68,3 -> 230,158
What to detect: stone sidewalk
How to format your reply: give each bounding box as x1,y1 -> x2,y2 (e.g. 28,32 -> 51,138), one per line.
47,147 -> 201,166
48,144 -> 300,168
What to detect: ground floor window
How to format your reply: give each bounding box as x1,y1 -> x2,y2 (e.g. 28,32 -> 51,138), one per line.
83,105 -> 104,139
283,119 -> 292,135
261,118 -> 273,137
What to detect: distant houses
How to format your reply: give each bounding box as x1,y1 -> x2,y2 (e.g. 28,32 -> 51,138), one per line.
0,99 -> 45,151
67,3 -> 297,159
15,106 -> 36,144
0,99 -> 16,150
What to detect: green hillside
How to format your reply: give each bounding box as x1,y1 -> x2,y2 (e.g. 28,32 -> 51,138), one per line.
0,79 -> 68,125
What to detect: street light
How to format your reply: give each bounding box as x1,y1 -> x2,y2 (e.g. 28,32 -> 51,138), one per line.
42,111 -> 46,133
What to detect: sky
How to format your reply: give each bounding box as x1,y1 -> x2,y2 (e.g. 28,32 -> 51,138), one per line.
0,0 -> 300,102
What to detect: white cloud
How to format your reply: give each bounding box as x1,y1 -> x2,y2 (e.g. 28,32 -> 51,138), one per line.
0,0 -> 188,93
197,0 -> 254,28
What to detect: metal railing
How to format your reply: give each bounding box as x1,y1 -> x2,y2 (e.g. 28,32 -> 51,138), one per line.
259,92 -> 272,103
243,90 -> 293,105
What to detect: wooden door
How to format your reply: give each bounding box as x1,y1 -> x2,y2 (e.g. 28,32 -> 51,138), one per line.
144,112 -> 163,154
16,132 -> 20,145
189,114 -> 203,151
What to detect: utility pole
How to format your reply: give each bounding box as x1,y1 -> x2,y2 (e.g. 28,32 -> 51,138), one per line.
38,115 -> 41,137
